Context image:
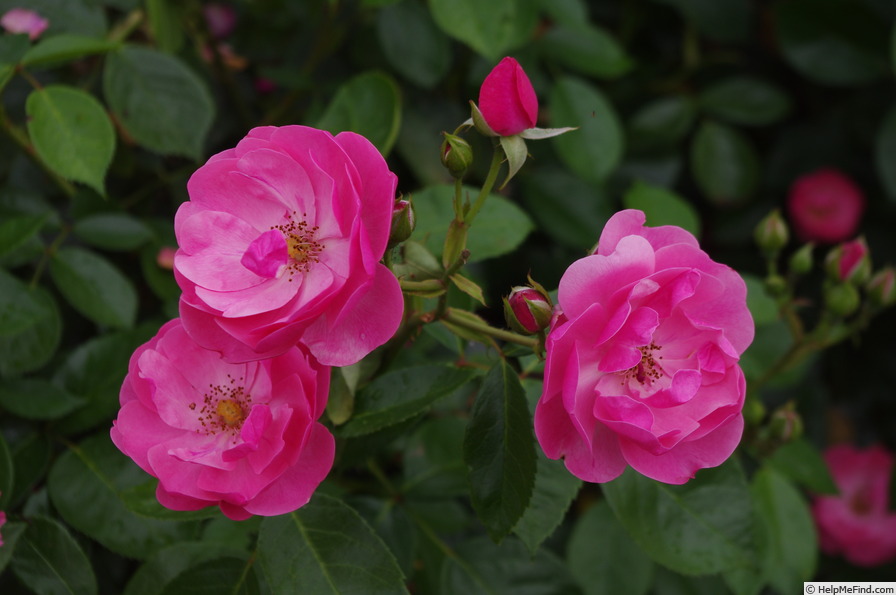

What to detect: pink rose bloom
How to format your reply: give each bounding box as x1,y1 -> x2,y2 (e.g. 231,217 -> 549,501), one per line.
174,125 -> 403,367
478,57 -> 538,136
111,319 -> 334,520
0,8 -> 49,40
535,210 -> 754,484
787,168 -> 865,244
813,444 -> 896,567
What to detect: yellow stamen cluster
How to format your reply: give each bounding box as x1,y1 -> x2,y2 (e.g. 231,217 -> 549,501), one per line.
190,373 -> 252,440
270,211 -> 322,280
620,342 -> 664,388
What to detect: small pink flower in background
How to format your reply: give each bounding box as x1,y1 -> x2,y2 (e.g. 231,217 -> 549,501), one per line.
535,210 -> 754,484
111,319 -> 334,520
0,498 -> 6,547
0,8 -> 49,40
812,444 -> 896,566
787,168 -> 865,244
254,77 -> 277,94
203,3 -> 237,39
174,125 -> 403,367
478,57 -> 538,136
156,246 -> 177,270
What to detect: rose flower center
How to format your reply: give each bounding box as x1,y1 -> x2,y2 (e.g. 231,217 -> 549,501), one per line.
271,211 -> 323,280
620,342 -> 665,388
191,373 -> 252,440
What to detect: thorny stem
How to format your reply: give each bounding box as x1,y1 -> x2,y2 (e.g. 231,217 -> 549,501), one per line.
442,308 -> 539,349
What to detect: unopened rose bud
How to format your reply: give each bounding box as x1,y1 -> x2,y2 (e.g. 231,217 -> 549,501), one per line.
786,168 -> 865,244
0,8 -> 48,40
788,243 -> 814,275
768,404 -> 803,444
764,274 -> 787,298
754,210 -> 789,257
440,133 -> 473,179
504,285 -> 552,335
476,56 -> 538,137
824,282 -> 860,318
387,197 -> 415,249
866,267 -> 896,308
825,237 -> 871,285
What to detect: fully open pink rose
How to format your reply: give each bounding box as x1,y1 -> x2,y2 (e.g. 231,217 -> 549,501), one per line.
813,444 -> 896,567
478,57 -> 538,136
535,210 -> 754,484
111,319 -> 334,520
174,125 -> 403,367
787,168 -> 865,244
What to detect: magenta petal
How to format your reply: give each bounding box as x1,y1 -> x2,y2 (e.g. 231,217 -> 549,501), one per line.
241,230 -> 287,278
302,263 -> 403,366
478,57 -> 538,136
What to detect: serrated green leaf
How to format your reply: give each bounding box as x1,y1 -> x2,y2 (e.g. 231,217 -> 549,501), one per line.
258,494 -> 408,594
0,269 -> 61,378
9,432 -> 51,508
317,71 -> 401,156
751,467 -> 817,594
513,448 -> 581,554
50,246 -> 137,329
73,212 -> 154,251
602,459 -> 758,575
690,120 -> 758,206
10,515 -> 98,595
123,542 -> 249,595
0,378 -> 84,420
22,34 -> 119,67
402,417 -> 469,498
767,439 -> 838,494
377,1 -> 451,88
413,184 -> 534,263
348,497 -> 418,576
698,77 -> 791,126
568,500 -> 654,595
26,85 -> 114,195
104,45 -> 214,158
428,0 -> 537,59
464,360 -> 536,543
48,433 -> 200,559
0,33 -> 30,64
160,557 -> 260,595
623,180 -> 701,237
441,536 -> 577,594
550,76 -> 624,183
337,365 -> 475,437
540,23 -> 633,79
53,327 -> 154,435
0,213 -> 46,259
628,95 -> 697,149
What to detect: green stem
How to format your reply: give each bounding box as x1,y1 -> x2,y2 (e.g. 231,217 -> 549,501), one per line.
453,177 -> 464,222
442,308 -> 538,349
399,278 -> 444,293
107,8 -> 144,43
464,144 -> 504,226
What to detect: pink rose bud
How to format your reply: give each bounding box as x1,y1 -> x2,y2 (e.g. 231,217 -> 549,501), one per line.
813,445 -> 896,567
440,133 -> 473,179
825,237 -> 871,285
504,285 -> 553,335
787,168 -> 865,244
477,57 -> 538,136
866,267 -> 896,307
753,209 -> 789,257
156,246 -> 177,270
203,3 -> 237,39
0,8 -> 49,40
387,197 -> 415,249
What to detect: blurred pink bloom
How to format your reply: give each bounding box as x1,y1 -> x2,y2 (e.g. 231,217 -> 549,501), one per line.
203,3 -> 237,39
156,246 -> 177,270
0,8 -> 49,40
787,168 -> 865,244
813,444 -> 896,566
478,57 -> 538,136
535,210 -> 754,484
174,125 -> 403,367
254,77 -> 277,94
111,319 -> 334,520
